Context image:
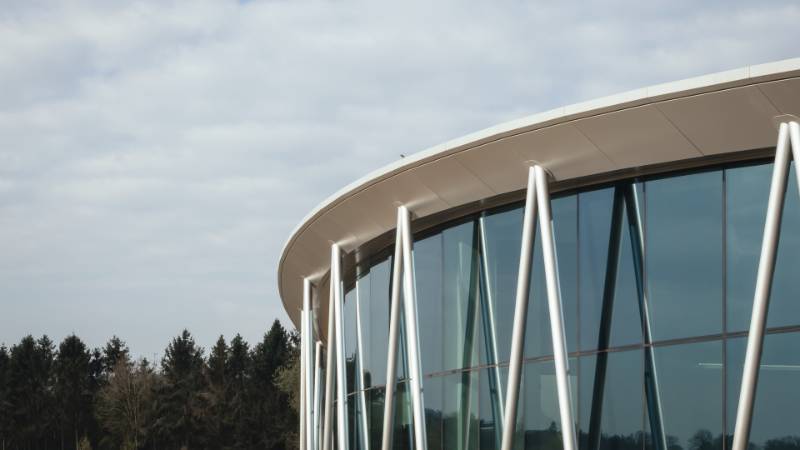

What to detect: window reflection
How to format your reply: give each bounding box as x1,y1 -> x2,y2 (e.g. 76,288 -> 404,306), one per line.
443,370 -> 479,450
369,258 -> 391,386
357,273 -> 372,390
425,376 -> 444,450
579,350 -> 643,450
727,334 -> 800,450
442,221 -> 482,372
345,288 -> 358,394
726,163 -> 800,332
646,171 -> 723,341
648,341 -> 723,450
394,381 -> 414,450
415,234 -> 444,375
481,207 -> 524,364
522,360 -> 575,450
579,185 -> 645,351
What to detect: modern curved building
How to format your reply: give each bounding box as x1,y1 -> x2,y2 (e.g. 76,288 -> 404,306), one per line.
282,59 -> 800,450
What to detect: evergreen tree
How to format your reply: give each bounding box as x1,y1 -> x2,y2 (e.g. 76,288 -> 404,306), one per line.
8,335 -> 57,449
102,336 -> 130,378
246,321 -> 294,450
205,335 -> 230,449
227,334 -> 250,450
0,346 -> 11,450
54,335 -> 92,450
154,330 -> 209,449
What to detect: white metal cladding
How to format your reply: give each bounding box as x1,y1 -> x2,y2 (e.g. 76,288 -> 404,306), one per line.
280,59 -> 800,330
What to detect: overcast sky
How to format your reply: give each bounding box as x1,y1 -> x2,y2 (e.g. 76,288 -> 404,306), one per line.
1,1 -> 799,359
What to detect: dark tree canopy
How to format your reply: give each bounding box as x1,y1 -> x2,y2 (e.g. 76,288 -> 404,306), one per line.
0,323 -> 300,450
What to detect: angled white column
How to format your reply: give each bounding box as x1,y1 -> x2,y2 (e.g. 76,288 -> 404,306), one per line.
535,165 -> 578,450
732,121 -> 800,450
314,341 -> 323,450
355,279 -> 370,450
399,205 -> 429,450
380,206 -> 428,450
500,166 -> 538,450
304,279 -> 315,450
322,272 -> 337,450
332,244 -> 350,450
300,308 -> 307,450
381,211 -> 405,450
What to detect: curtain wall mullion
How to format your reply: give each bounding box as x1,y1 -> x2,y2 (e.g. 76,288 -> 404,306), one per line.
586,186 -> 624,450
622,185 -> 667,450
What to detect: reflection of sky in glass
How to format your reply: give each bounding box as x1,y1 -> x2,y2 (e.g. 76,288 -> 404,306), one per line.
727,163 -> 800,332
646,171 -> 723,341
728,335 -> 800,447
579,186 -> 645,351
651,341 -> 722,450
414,234 -> 444,376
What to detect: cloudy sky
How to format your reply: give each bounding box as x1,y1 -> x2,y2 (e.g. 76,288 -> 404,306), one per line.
1,0 -> 799,359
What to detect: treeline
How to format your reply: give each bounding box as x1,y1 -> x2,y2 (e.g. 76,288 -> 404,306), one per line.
0,320 -> 300,450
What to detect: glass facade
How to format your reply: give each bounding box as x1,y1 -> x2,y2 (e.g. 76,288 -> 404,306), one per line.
338,159 -> 800,450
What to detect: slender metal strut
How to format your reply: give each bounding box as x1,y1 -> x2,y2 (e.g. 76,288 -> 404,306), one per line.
381,211 -> 405,450
332,244 -> 349,450
500,166 -> 538,450
732,121 -> 800,450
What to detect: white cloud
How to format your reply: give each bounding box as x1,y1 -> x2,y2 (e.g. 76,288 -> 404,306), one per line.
0,0 -> 798,357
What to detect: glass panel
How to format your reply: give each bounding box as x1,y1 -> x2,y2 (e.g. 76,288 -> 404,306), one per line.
370,257 -> 391,384
726,162 -> 800,332
480,367 -> 508,450
369,387 -> 386,450
347,392 -> 356,450
443,370 -> 479,450
426,376 -> 444,450
394,381 -> 414,450
646,341 -> 723,450
727,333 -> 800,450
646,171 -> 723,341
349,390 -> 370,450
579,350 -> 643,450
358,272 -> 372,389
442,221 -> 482,372
415,233 -> 444,375
579,185 -> 645,351
481,206 -> 524,365
526,196 -> 579,358
345,287 -> 358,394
522,359 -> 575,450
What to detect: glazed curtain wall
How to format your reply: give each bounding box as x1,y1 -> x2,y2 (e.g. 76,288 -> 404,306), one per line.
337,159 -> 800,450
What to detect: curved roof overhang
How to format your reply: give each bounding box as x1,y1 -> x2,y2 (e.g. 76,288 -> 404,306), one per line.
278,58 -> 800,334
